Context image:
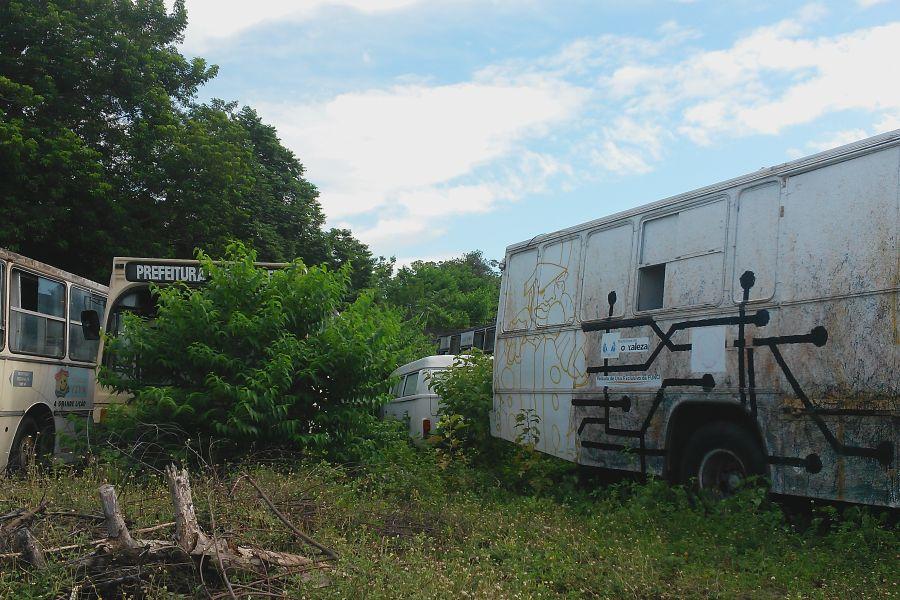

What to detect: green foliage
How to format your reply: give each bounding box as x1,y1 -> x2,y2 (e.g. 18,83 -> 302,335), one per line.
2,453 -> 896,599
426,349 -> 574,494
0,0 -> 376,289
98,243 -> 413,458
381,251 -> 500,335
426,350 -> 499,465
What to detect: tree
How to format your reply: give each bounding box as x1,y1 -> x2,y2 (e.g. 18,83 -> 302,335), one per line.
381,251 -> 500,335
99,243 -> 416,455
0,0 -> 375,289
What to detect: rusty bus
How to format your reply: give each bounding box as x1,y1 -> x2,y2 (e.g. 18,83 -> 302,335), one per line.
491,130 -> 898,506
0,249 -> 107,472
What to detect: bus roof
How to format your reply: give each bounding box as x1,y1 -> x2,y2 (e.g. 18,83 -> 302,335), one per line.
0,248 -> 108,294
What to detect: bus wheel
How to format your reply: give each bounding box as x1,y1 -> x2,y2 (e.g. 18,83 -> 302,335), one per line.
678,421 -> 765,497
7,415 -> 54,474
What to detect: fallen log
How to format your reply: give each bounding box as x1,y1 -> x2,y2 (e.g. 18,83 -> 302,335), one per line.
71,465 -> 324,582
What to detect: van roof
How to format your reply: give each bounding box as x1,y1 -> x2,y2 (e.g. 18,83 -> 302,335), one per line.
391,354 -> 457,377
505,128 -> 900,253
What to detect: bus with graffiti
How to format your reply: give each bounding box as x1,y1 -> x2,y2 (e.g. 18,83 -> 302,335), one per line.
491,130 -> 898,507
0,249 -> 107,472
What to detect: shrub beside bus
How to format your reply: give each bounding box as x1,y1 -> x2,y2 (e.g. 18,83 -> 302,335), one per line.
92,257 -> 286,420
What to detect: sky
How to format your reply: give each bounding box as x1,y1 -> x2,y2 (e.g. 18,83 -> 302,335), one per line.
166,0 -> 900,266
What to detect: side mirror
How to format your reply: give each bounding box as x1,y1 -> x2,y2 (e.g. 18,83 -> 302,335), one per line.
81,310 -> 101,341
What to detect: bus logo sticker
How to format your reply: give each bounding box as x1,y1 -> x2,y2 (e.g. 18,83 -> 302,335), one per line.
600,332 -> 620,358
11,370 -> 33,387
54,369 -> 70,397
600,333 -> 650,359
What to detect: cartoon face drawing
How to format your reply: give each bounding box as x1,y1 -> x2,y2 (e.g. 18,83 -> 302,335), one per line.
54,369 -> 70,398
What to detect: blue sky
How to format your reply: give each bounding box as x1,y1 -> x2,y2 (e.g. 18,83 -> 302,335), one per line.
168,0 -> 900,266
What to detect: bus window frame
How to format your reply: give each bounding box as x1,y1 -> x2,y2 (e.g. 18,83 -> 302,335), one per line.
8,266 -> 67,360
0,260 -> 5,351
68,284 -> 107,364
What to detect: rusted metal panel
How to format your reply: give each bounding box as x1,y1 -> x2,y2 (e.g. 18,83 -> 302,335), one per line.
492,132 -> 900,507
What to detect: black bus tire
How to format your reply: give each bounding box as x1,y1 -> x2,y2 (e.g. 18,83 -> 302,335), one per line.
7,415 -> 54,474
678,421 -> 766,496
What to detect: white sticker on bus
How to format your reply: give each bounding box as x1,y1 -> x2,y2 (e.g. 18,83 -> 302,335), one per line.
600,333 -> 651,359
596,374 -> 662,387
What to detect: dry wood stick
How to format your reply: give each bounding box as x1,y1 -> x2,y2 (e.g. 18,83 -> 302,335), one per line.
0,500 -> 49,537
207,490 -> 237,600
0,522 -> 176,560
243,473 -> 338,561
14,527 -> 46,568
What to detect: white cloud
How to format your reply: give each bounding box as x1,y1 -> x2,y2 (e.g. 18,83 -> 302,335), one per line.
256,80 -> 585,250
857,0 -> 888,7
622,7 -> 900,141
204,2 -> 900,255
168,0 -> 423,51
536,5 -> 900,170
786,128 -> 871,158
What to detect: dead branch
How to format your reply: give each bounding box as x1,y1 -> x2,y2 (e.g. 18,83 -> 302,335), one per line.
207,490 -> 237,600
243,472 -> 338,561
2,465 -> 328,597
0,500 -> 48,538
0,522 -> 176,560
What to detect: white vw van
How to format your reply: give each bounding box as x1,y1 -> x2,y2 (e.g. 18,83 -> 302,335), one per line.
383,355 -> 456,440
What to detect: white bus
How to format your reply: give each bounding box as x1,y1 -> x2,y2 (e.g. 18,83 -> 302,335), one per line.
491,130 -> 899,507
0,249 -> 107,472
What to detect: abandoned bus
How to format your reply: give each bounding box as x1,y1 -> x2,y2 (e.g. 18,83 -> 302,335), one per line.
93,257 -> 285,420
0,249 -> 108,472
491,130 -> 899,507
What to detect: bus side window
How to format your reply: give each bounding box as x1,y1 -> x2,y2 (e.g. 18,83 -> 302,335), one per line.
69,287 -> 107,362
9,269 -> 66,358
637,199 -> 726,311
582,224 -> 633,319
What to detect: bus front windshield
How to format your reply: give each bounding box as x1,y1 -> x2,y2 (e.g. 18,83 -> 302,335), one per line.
107,286 -> 157,338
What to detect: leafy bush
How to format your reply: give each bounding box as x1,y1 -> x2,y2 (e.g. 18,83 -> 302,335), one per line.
427,350 -> 577,494
98,242 -> 415,459
426,350 -> 499,466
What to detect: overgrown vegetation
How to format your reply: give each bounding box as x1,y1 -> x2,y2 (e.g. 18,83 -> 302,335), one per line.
381,251 -> 501,335
1,442 -> 896,599
426,350 -> 576,494
97,243 -> 426,460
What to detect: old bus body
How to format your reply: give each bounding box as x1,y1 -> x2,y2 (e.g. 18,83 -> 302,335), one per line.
0,249 -> 107,472
491,130 -> 899,507
93,257 -> 285,420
